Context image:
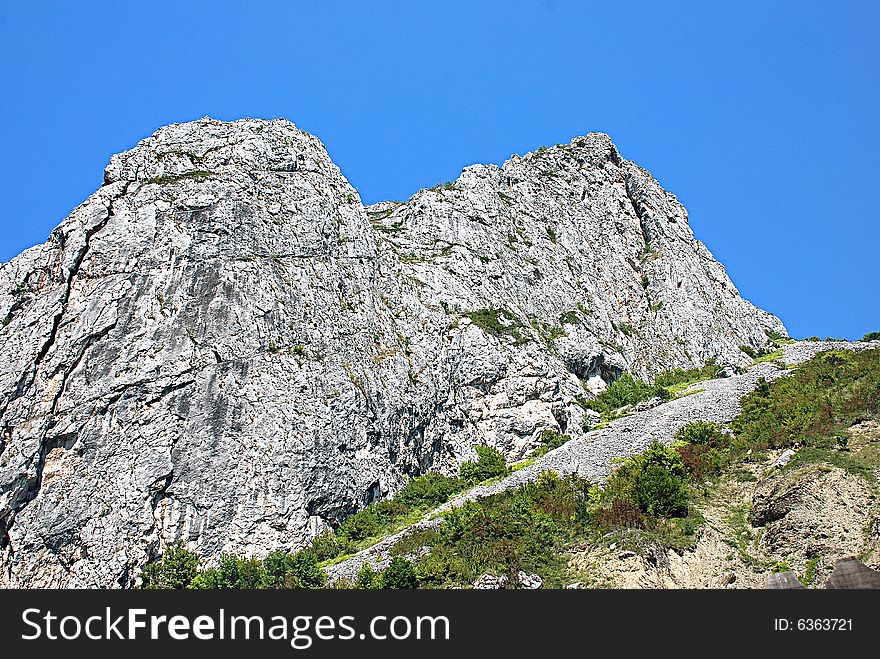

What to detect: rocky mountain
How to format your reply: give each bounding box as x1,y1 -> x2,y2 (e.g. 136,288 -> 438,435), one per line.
0,117 -> 784,587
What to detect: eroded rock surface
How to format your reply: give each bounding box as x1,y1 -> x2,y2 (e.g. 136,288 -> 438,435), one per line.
0,118 -> 784,587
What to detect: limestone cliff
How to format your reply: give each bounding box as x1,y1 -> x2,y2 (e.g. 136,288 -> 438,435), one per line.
0,118 -> 784,587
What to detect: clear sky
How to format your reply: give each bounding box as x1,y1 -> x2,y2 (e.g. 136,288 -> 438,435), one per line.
1,1 -> 878,339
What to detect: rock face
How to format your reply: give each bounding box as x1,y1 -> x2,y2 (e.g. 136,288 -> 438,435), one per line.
0,117 -> 784,587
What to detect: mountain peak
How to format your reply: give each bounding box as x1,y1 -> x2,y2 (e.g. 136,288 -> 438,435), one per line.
0,119 -> 783,586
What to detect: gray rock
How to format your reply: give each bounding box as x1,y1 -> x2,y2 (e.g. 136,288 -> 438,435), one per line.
582,409 -> 602,430
517,571 -> 543,589
631,396 -> 664,413
773,448 -> 796,469
473,573 -> 508,589
0,118 -> 791,587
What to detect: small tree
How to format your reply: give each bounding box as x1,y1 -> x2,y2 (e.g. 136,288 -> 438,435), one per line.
630,442 -> 690,517
395,472 -> 465,508
307,531 -> 352,562
282,551 -> 326,589
380,557 -> 418,589
674,420 -> 726,448
460,445 -> 508,483
189,554 -> 262,589
355,563 -> 379,589
141,543 -> 200,589
606,441 -> 690,518
258,549 -> 295,589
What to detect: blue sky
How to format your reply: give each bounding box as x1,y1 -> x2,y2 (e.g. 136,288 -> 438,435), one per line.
1,1 -> 878,339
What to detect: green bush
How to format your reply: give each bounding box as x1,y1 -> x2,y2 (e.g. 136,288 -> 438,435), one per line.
531,429 -> 571,458
281,552 -> 326,589
255,550 -> 325,589
653,359 -> 721,389
466,308 -> 526,344
460,445 -> 508,483
189,554 -> 262,589
333,471 -> 470,548
862,331 -> 880,342
380,557 -> 419,589
605,441 -> 690,518
183,549 -> 325,590
414,471 -> 590,586
558,310 -> 580,325
739,344 -> 757,359
395,472 -> 465,509
307,530 -> 353,561
337,508 -> 383,541
582,372 -> 666,415
355,563 -> 379,589
731,349 -> 880,451
674,420 -> 726,447
141,543 -> 200,589
338,499 -> 408,542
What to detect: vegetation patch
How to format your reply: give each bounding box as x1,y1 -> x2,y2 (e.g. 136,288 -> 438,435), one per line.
530,429 -> 572,458
579,372 -> 667,416
149,170 -> 215,185
731,349 -> 880,455
466,308 -> 528,344
653,359 -> 722,392
558,310 -> 580,325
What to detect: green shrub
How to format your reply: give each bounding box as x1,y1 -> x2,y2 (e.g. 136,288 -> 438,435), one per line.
739,344 -> 757,359
559,310 -> 580,325
395,472 -> 465,509
862,331 -> 880,342
466,308 -> 526,344
605,441 -> 690,518
281,552 -> 326,589
307,530 -> 353,561
674,420 -> 726,447
234,549 -> 326,590
141,543 -> 200,589
380,557 -> 419,589
732,349 -> 880,451
653,359 -> 721,389
337,508 -> 382,541
355,563 -> 379,589
337,499 -> 409,542
460,445 -> 508,483
531,429 -> 571,458
189,554 -> 262,589
257,550 -> 296,588
582,372 -> 666,415
334,472 -> 469,546
413,471 -> 591,587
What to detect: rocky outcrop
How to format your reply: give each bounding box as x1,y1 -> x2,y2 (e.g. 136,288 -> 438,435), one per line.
0,117 -> 784,587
